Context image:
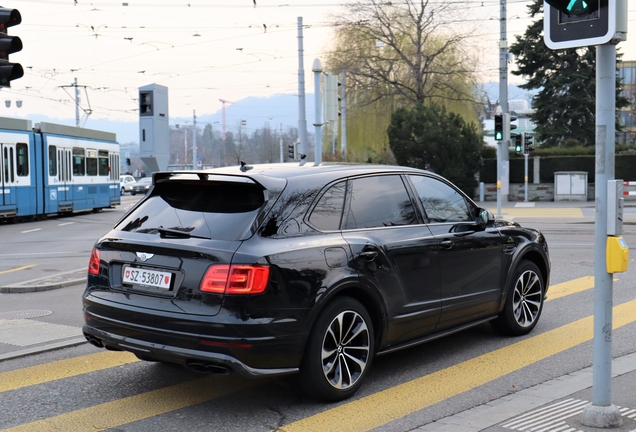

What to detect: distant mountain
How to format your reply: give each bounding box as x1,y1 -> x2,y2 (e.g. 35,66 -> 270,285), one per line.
480,82 -> 538,108
22,85 -> 535,145
22,94 -> 317,145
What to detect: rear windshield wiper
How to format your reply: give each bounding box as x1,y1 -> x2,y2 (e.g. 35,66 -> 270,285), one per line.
137,226 -> 210,239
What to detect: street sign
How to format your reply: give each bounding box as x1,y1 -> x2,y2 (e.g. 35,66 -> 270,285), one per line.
544,0 -> 616,49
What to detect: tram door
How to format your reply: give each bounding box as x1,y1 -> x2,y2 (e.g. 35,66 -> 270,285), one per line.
0,143 -> 17,207
57,147 -> 72,203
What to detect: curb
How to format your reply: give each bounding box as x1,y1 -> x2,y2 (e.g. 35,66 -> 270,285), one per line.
0,337 -> 87,362
0,268 -> 87,293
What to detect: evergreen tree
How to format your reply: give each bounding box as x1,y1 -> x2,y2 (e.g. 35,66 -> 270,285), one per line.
387,104 -> 483,193
509,0 -> 628,147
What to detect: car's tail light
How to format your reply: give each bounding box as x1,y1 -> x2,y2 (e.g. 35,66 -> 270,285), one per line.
200,264 -> 270,294
88,248 -> 100,275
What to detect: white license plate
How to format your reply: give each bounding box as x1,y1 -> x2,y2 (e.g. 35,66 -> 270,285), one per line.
123,266 -> 172,289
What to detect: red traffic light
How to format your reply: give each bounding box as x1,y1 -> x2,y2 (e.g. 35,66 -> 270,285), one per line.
0,8 -> 20,30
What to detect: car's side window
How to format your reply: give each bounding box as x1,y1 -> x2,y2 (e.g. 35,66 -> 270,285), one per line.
343,175 -> 417,229
308,180 -> 347,231
408,175 -> 472,223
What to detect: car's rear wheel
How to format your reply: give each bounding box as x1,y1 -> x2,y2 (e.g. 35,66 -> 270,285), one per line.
492,260 -> 544,336
300,297 -> 374,401
120,187 -> 125,195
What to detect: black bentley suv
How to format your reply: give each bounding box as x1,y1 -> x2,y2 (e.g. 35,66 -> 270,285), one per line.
82,163 -> 550,401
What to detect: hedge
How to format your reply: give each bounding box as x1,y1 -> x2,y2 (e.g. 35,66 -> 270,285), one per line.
479,154 -> 636,184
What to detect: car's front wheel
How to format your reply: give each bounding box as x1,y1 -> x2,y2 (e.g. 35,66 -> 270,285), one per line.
492,260 -> 544,336
300,297 -> 374,401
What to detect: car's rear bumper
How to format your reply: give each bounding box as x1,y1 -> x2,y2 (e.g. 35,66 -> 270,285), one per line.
82,324 -> 300,378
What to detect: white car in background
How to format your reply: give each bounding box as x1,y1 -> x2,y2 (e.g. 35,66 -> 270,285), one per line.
119,175 -> 137,195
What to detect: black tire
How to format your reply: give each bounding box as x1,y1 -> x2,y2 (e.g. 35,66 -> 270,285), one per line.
131,191 -> 136,196
300,297 -> 374,402
120,187 -> 125,195
491,260 -> 544,336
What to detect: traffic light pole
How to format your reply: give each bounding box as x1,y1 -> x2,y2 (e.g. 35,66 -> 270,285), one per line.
581,41 -> 622,429
497,0 -> 509,217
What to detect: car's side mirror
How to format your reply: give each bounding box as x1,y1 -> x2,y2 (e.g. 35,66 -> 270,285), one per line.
476,208 -> 494,228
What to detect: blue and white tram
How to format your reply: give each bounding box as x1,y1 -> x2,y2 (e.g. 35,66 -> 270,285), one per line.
0,117 -> 120,221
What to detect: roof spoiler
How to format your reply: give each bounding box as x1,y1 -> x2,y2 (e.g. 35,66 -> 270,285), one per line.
152,171 -> 286,192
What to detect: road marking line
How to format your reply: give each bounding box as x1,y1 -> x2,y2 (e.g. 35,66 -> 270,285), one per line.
546,276 -> 594,302
0,351 -> 139,394
0,264 -> 36,275
57,222 -> 74,226
276,299 -> 636,432
20,228 -> 42,234
3,375 -> 265,432
487,208 -> 584,218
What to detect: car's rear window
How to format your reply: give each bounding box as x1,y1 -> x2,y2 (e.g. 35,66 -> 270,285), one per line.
115,180 -> 266,241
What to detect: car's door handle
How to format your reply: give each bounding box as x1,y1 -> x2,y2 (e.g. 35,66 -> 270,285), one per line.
359,251 -> 378,261
440,240 -> 454,249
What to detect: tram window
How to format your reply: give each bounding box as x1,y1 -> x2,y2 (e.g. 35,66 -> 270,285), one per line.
73,147 -> 85,176
9,147 -> 14,182
3,147 -> 7,183
86,149 -> 98,176
98,150 -> 109,176
48,145 -> 57,177
16,143 -> 28,176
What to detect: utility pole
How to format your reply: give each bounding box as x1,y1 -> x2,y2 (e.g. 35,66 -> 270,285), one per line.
312,58 -> 323,165
341,69 -> 347,155
297,17 -> 308,163
497,0 -> 509,217
74,77 -> 80,127
193,110 -> 197,170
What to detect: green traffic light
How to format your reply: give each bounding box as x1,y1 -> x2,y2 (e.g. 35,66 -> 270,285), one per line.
566,0 -> 591,15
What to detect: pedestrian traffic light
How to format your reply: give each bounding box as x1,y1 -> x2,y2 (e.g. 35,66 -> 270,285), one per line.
287,143 -> 296,160
544,0 -> 619,50
524,133 -> 534,154
494,114 -> 503,141
0,7 -> 23,87
514,134 -> 522,153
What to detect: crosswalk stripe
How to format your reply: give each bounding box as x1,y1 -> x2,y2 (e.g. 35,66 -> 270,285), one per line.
276,299 -> 636,432
546,276 -> 594,302
0,351 -> 138,394
3,375 -> 264,432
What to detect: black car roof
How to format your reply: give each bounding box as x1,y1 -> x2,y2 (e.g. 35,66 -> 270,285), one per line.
154,163 -> 440,191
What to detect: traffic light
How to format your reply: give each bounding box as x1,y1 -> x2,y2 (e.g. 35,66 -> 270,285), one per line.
544,0 -> 619,50
514,134 -> 522,153
287,143 -> 296,160
545,0 -> 599,15
504,113 -> 518,142
0,7 -> 23,87
524,133 -> 534,154
494,114 -> 503,141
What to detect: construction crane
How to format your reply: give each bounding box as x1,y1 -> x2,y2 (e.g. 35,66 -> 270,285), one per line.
219,99 -> 235,140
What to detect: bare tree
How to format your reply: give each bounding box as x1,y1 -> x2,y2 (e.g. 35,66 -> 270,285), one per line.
326,0 -> 478,106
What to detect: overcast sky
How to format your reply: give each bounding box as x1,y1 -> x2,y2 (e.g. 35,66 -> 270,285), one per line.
3,0 -> 636,124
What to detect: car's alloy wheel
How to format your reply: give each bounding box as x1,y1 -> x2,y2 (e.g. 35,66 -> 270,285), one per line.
321,309 -> 370,389
511,269 -> 542,328
300,297 -> 374,401
491,260 -> 544,336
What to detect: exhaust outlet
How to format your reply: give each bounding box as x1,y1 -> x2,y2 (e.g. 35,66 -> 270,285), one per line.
186,361 -> 230,375
84,334 -> 104,348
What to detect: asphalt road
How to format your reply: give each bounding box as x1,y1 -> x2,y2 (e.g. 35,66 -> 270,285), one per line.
0,201 -> 635,431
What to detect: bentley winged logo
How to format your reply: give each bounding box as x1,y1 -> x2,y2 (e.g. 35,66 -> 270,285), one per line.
136,252 -> 154,262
